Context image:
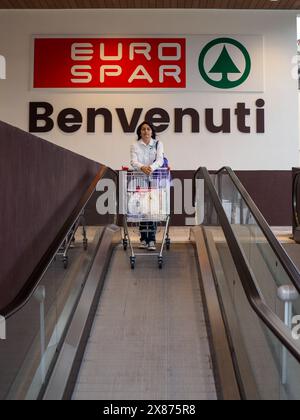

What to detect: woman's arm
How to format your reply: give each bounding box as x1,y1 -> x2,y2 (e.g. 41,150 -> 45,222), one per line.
150,141 -> 164,172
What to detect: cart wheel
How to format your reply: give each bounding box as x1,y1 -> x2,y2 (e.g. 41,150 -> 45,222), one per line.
63,256 -> 68,269
130,256 -> 135,270
166,238 -> 171,250
158,257 -> 163,269
83,238 -> 88,251
123,239 -> 128,251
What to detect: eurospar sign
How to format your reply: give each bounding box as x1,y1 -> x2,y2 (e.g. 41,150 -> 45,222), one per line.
34,38 -> 186,89
30,35 -> 265,134
33,35 -> 264,91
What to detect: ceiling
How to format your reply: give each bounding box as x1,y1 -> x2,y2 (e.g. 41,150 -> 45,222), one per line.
0,0 -> 299,10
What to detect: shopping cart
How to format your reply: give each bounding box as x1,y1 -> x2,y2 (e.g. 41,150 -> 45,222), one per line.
56,209 -> 88,269
121,168 -> 171,269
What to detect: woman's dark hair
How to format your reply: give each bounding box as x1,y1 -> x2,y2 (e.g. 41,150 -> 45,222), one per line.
136,121 -> 157,140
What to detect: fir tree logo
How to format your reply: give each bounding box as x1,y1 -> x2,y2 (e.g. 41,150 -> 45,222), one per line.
198,38 -> 251,89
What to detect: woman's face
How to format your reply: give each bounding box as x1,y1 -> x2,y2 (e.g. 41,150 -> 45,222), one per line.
140,124 -> 152,143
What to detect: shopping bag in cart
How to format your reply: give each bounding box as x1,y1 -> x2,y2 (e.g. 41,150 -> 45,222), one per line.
128,191 -> 150,217
149,189 -> 160,216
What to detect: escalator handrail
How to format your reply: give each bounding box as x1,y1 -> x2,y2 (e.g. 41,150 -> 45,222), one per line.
194,166 -> 300,293
197,167 -> 300,364
220,166 -> 300,291
1,165 -> 112,319
292,171 -> 300,228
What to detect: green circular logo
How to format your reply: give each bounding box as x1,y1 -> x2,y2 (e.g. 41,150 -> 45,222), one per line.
198,37 -> 251,89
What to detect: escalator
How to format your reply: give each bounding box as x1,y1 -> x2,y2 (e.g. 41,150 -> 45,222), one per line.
193,167 -> 300,399
1,165 -> 300,400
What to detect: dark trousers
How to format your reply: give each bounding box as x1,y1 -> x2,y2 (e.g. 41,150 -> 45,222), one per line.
140,222 -> 157,243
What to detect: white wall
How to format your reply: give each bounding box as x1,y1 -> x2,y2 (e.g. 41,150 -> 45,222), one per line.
0,9 -> 298,170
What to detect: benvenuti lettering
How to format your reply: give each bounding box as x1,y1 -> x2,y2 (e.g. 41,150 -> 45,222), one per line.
29,100 -> 265,134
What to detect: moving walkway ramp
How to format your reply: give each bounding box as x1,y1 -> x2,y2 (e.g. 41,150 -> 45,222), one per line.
1,165 -> 300,400
193,167 -> 300,400
72,242 -> 216,400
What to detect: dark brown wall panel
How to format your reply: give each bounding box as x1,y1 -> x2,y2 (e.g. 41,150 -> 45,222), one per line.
0,121 -> 101,311
235,171 -> 292,227
1,0 -> 299,9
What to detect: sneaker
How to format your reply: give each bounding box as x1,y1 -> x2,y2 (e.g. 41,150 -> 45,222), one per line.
148,241 -> 156,251
139,241 -> 148,249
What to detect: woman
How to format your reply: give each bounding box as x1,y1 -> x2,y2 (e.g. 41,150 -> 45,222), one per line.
130,121 -> 164,251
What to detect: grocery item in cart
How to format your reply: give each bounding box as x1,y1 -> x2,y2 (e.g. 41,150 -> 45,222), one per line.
128,192 -> 149,216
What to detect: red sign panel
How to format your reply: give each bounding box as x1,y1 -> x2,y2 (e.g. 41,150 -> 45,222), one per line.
33,38 -> 186,89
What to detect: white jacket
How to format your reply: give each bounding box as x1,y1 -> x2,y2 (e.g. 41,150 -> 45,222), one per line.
130,138 -> 164,172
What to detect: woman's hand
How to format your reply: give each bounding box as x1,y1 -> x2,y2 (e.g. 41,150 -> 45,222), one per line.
141,166 -> 152,176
